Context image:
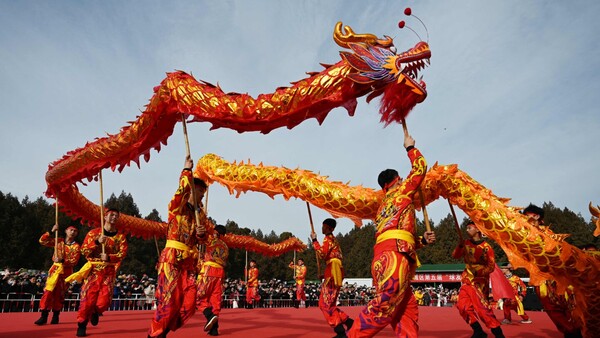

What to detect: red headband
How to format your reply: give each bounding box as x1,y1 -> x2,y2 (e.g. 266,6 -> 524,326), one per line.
383,176 -> 401,192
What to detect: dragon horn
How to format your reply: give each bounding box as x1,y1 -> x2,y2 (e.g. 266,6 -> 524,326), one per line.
333,22 -> 393,49
590,202 -> 600,218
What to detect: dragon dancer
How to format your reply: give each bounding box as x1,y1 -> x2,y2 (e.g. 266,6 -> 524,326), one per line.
68,208 -> 128,337
522,204 -> 582,338
453,221 -> 504,338
34,223 -> 81,326
289,258 -> 307,308
245,259 -> 260,308
348,132 -> 435,338
148,155 -> 208,338
311,218 -> 353,338
197,223 -> 228,336
500,263 -> 532,324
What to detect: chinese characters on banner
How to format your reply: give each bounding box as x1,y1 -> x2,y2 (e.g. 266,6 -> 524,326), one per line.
411,273 -> 462,283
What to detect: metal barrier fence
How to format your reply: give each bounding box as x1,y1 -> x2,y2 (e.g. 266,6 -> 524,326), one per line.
0,293 -> 374,313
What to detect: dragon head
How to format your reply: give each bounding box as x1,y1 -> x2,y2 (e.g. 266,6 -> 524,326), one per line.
336,22 -> 431,125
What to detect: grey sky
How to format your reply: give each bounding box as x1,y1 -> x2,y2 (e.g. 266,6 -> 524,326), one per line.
1,1 -> 598,243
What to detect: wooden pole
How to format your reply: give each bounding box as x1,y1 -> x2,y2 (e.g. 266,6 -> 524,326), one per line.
293,251 -> 297,278
204,186 -> 209,214
54,195 -> 59,258
418,190 -> 432,233
245,250 -> 248,285
181,114 -> 203,238
402,118 -> 432,233
153,236 -> 160,257
447,199 -> 463,240
99,170 -> 105,255
306,202 -> 321,278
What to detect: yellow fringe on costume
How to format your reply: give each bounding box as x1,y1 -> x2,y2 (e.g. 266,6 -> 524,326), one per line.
329,258 -> 343,287
65,261 -> 113,284
166,240 -> 198,260
44,263 -> 64,291
376,229 -> 421,267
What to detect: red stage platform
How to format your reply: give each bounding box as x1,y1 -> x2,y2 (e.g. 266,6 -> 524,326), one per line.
0,306 -> 561,337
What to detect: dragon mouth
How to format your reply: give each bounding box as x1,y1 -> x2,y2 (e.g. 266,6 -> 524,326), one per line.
396,42 -> 431,100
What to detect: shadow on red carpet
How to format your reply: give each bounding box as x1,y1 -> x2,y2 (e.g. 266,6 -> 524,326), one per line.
0,306 -> 561,337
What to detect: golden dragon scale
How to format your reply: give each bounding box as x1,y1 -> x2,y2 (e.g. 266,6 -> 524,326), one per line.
44,22 -> 431,256
195,154 -> 599,336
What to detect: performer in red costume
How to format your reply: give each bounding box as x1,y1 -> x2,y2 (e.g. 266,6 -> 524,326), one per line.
348,132 -> 435,338
453,221 -> 504,338
197,223 -> 228,336
68,208 -> 128,337
523,204 -> 582,338
148,155 -> 208,338
245,259 -> 260,308
500,263 -> 532,324
311,218 -> 352,338
34,224 -> 80,325
289,258 -> 307,308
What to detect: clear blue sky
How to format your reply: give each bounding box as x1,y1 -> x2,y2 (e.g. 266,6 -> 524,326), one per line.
1,1 -> 599,242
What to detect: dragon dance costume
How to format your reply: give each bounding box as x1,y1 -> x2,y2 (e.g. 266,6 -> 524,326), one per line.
348,146 -> 427,338
148,169 -> 206,337
37,231 -> 81,320
245,266 -> 260,306
502,272 -> 530,323
314,232 -> 349,335
535,280 -> 580,337
196,225 -> 229,322
289,261 -> 307,303
453,238 -> 502,334
71,226 -> 128,326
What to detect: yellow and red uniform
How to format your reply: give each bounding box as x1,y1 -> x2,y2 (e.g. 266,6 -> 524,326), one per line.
149,169 -> 206,337
289,262 -> 307,301
245,266 -> 260,305
38,232 -> 80,311
535,280 -> 580,336
314,233 -> 348,329
503,273 -> 530,322
453,238 -> 501,330
75,227 -> 127,324
197,229 -> 228,316
348,146 -> 427,338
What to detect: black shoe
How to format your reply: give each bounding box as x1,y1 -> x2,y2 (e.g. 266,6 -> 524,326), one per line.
203,308 -> 217,332
51,311 -> 60,324
34,310 -> 49,325
205,315 -> 218,332
470,322 -> 488,338
90,312 -> 99,326
333,324 -> 347,338
76,321 -> 88,337
491,327 -> 505,338
344,318 -> 354,331
208,321 -> 219,336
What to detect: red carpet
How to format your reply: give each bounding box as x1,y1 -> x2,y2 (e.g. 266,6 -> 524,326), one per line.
0,306 -> 561,337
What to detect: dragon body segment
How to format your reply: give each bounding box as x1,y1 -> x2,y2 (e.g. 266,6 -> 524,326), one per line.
194,154 -> 599,336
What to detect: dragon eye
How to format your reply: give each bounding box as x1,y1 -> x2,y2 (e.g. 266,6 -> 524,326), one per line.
390,46 -> 397,54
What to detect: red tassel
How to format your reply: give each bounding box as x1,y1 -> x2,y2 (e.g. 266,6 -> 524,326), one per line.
379,80 -> 420,126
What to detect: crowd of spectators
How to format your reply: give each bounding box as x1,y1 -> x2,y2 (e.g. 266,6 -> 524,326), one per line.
220,278 -> 378,309
413,285 -> 459,307
1,267 -> 460,312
